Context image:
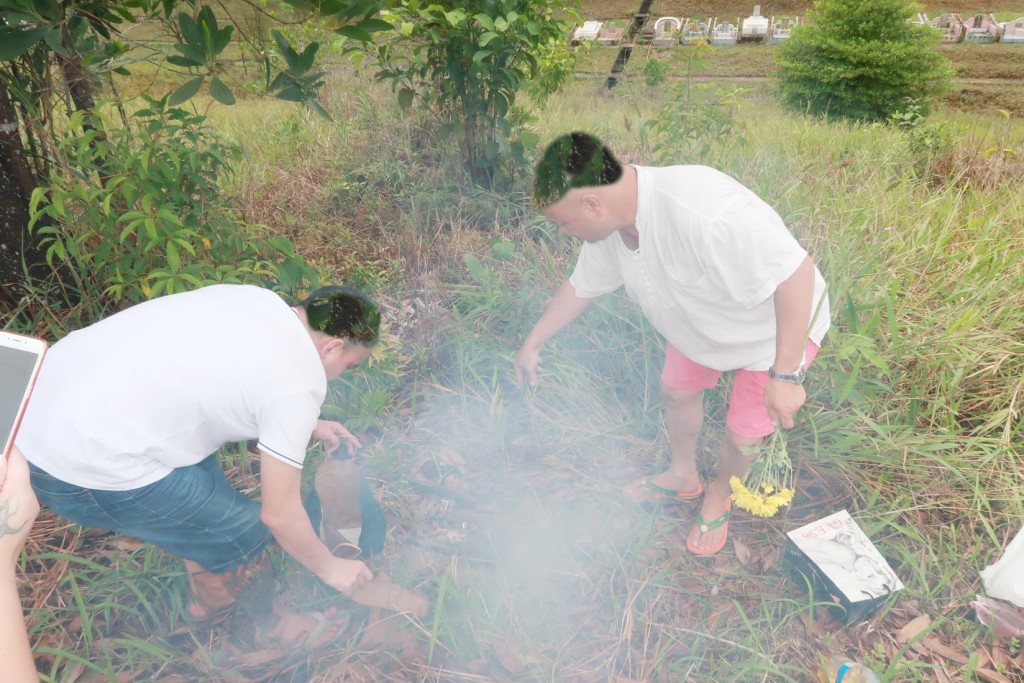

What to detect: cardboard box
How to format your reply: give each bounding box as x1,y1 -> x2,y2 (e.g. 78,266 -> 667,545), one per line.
784,510 -> 904,624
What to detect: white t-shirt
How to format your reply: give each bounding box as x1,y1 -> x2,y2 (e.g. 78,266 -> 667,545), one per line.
17,285 -> 326,490
570,165 -> 830,371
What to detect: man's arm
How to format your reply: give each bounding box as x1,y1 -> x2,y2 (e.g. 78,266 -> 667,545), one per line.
764,256 -> 815,429
514,280 -> 593,386
258,454 -> 372,595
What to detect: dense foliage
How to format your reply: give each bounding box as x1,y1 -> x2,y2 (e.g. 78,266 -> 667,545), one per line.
29,99 -> 314,310
775,0 -> 954,121
366,0 -> 576,188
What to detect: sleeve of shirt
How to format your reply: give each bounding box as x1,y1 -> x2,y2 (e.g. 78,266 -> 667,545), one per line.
256,392 -> 320,469
702,197 -> 808,309
568,241 -> 624,298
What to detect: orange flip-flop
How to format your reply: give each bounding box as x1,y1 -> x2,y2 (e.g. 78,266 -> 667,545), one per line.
623,477 -> 704,502
686,497 -> 732,555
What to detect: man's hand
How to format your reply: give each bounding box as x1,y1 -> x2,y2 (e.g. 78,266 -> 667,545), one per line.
514,343 -> 542,387
312,419 -> 361,456
319,557 -> 373,596
764,380 -> 806,429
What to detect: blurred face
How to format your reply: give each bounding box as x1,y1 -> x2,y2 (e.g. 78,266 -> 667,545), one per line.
543,190 -> 617,243
323,340 -> 372,380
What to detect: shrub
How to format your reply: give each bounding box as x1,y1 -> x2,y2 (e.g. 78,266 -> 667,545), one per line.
893,105 -> 1024,190
642,57 -> 668,87
643,83 -> 750,167
366,0 -> 575,189
28,96 -> 315,316
891,101 -> 954,180
775,0 -> 954,122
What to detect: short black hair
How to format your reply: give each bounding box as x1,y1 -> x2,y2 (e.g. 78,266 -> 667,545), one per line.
533,132 -> 623,208
299,285 -> 380,345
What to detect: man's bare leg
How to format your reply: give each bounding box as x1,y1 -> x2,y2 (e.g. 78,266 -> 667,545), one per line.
688,428 -> 763,552
624,386 -> 704,499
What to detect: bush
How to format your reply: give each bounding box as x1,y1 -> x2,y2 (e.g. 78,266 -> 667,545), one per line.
775,0 -> 954,122
643,83 -> 750,167
642,58 -> 668,87
28,97 -> 315,317
367,0 -> 575,189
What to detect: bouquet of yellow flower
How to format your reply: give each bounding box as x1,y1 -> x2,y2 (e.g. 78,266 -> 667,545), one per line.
729,428 -> 795,518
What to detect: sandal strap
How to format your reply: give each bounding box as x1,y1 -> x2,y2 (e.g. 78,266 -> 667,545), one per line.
696,503 -> 732,534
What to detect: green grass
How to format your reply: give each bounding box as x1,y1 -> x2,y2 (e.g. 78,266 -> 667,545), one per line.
16,29 -> 1024,683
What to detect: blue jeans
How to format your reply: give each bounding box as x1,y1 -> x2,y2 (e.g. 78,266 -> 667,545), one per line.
29,455 -> 270,573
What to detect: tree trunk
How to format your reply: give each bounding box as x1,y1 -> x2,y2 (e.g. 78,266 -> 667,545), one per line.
0,84 -> 41,304
59,25 -> 99,125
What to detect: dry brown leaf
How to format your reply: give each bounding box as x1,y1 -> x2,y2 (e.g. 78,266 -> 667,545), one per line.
438,446 -> 466,467
359,606 -> 421,657
991,646 -> 1012,667
976,647 -> 993,669
493,641 -> 525,673
909,639 -> 930,657
665,527 -> 687,561
712,554 -> 735,572
350,573 -> 430,616
676,578 -> 709,595
896,613 -> 932,643
934,664 -> 953,683
920,635 -> 969,664
733,538 -> 751,565
224,649 -> 287,667
760,546 -> 781,570
976,669 -> 1014,683
78,673 -> 136,683
798,610 -> 827,638
463,658 -> 490,673
62,662 -> 85,683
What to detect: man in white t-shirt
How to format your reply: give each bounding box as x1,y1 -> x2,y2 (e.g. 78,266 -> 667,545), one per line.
17,283 -> 382,646
515,132 -> 829,556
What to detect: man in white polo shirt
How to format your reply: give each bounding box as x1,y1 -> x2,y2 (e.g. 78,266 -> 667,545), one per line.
17,283 -> 381,646
515,132 -> 829,555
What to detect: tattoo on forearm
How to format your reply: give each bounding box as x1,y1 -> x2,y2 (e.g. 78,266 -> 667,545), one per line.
0,498 -> 28,538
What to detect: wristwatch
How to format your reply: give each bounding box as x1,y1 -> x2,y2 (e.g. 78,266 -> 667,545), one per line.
768,365 -> 806,385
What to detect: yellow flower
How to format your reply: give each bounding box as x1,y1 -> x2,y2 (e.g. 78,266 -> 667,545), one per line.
728,428 -> 797,518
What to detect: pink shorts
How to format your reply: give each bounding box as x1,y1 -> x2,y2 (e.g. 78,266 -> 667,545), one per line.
660,340 -> 820,438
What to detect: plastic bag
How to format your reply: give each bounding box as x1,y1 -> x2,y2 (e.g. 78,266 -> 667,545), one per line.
981,527 -> 1024,607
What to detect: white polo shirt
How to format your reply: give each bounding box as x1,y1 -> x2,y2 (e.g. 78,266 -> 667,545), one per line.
17,285 -> 326,490
569,165 -> 830,371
